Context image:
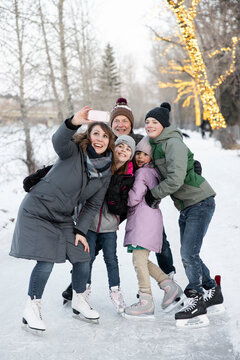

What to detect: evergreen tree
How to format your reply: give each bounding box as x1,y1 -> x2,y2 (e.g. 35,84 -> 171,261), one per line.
97,43 -> 121,109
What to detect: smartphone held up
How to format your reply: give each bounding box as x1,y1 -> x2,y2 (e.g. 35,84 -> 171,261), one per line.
87,110 -> 110,123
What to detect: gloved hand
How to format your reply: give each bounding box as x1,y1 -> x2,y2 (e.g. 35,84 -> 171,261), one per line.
23,165 -> 53,192
145,188 -> 160,209
194,160 -> 202,175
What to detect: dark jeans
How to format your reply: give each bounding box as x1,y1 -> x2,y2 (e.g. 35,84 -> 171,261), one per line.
28,260 -> 89,299
179,196 -> 216,293
155,227 -> 176,274
87,230 -> 120,288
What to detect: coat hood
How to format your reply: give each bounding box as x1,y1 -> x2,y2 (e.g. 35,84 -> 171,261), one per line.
150,124 -> 183,144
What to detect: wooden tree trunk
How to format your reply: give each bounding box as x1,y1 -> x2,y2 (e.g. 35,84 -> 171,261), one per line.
15,0 -> 35,174
58,0 -> 74,118
39,0 -> 64,123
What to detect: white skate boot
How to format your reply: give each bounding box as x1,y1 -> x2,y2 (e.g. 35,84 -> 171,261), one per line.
72,289 -> 99,322
109,286 -> 126,313
122,292 -> 155,320
159,279 -> 185,313
22,296 -> 46,333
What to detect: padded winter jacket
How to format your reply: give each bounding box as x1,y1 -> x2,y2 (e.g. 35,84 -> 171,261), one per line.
124,164 -> 163,252
10,120 -> 111,263
89,162 -> 135,233
149,125 -> 216,210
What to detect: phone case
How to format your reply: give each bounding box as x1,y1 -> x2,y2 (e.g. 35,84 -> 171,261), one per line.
87,110 -> 110,122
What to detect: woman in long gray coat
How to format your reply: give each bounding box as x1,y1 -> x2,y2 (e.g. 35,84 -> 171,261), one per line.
10,106 -> 115,332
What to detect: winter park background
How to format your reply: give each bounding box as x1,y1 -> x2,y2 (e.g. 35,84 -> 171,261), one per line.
0,125 -> 240,360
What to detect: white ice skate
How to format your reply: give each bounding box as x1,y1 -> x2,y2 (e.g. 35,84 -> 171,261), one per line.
159,279 -> 186,313
110,286 -> 126,313
72,290 -> 99,323
22,296 -> 46,334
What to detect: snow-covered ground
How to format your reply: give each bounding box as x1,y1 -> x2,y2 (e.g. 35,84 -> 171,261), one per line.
0,125 -> 240,360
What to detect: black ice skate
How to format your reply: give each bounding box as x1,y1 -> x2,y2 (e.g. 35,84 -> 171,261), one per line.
62,283 -> 72,305
175,289 -> 209,328
203,275 -> 225,314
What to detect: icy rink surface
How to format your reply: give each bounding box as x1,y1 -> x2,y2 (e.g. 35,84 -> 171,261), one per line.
0,126 -> 240,360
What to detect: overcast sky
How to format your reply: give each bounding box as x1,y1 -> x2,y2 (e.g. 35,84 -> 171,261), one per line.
93,0 -> 169,80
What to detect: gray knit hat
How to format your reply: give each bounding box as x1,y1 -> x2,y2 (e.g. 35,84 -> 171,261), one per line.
115,135 -> 136,160
145,102 -> 171,128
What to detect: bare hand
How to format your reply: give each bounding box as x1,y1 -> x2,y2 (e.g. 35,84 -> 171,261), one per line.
74,233 -> 89,252
71,106 -> 93,126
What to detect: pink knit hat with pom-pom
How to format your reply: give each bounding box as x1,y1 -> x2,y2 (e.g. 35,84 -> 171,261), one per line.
110,97 -> 134,129
135,136 -> 152,158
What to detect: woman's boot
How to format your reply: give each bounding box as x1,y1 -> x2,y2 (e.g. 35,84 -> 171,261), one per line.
22,296 -> 46,332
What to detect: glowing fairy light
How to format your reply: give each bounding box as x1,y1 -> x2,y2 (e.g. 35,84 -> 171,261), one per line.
166,0 -> 229,129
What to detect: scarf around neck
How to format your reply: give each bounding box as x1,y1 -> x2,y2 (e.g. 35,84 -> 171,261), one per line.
84,144 -> 112,179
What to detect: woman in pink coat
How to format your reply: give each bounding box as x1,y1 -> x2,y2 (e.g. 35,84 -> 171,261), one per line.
123,136 -> 184,319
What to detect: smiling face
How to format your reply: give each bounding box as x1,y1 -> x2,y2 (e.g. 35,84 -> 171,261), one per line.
89,125 -> 110,154
111,115 -> 132,137
145,117 -> 164,138
135,151 -> 151,168
115,142 -> 132,167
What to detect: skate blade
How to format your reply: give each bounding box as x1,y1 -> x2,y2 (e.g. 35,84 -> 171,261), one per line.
176,314 -> 209,329
122,312 -> 155,321
207,303 -> 225,315
163,293 -> 186,313
72,310 -> 99,324
22,322 -> 45,336
72,313 -> 99,324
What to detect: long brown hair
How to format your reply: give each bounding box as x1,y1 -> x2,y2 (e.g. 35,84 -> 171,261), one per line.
114,161 -> 130,175
73,122 -> 117,173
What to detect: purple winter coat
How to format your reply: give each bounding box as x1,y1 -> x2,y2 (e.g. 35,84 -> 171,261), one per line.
124,165 -> 163,252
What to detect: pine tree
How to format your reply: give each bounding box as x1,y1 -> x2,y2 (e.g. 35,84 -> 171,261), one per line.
97,43 -> 121,109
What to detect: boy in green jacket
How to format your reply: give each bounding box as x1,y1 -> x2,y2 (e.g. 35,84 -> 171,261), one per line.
144,102 -> 224,327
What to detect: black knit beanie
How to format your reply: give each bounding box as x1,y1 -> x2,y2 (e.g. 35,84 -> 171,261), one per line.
145,102 -> 171,128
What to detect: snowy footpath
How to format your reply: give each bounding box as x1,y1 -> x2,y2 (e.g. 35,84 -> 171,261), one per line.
0,127 -> 240,360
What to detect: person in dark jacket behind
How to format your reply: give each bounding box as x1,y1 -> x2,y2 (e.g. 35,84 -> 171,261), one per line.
10,106 -> 116,333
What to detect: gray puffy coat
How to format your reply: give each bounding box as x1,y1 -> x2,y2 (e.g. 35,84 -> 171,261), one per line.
88,200 -> 119,233
9,122 -> 111,263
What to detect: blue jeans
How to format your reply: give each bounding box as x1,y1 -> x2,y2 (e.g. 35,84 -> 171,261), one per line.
179,196 -> 216,293
28,260 -> 89,299
155,227 -> 176,274
87,230 -> 120,288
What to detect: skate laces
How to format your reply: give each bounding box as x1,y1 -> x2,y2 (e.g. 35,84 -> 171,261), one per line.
84,285 -> 91,303
32,299 -> 43,319
130,297 -> 142,309
203,287 -> 215,302
129,293 -> 149,309
181,296 -> 198,312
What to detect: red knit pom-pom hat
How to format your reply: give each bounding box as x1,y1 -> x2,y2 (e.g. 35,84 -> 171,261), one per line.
110,97 -> 134,129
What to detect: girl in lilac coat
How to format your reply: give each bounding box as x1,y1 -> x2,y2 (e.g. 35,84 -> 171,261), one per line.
123,136 -> 184,319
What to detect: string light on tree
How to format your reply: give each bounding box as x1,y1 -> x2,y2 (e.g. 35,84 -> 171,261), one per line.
166,0 -> 228,129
